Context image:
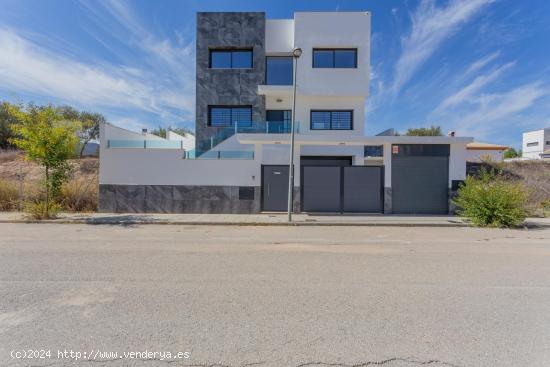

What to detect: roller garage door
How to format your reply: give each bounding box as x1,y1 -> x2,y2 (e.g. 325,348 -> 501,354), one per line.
391,144 -> 449,214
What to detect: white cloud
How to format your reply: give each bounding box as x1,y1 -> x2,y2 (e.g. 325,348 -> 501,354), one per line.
0,29 -> 192,118
435,61 -> 515,111
392,0 -> 494,95
464,51 -> 501,76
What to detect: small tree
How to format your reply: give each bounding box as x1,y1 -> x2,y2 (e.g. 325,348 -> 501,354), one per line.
503,148 -> 519,159
8,104 -> 80,218
151,125 -> 194,138
59,105 -> 104,157
405,126 -> 443,136
0,101 -> 20,149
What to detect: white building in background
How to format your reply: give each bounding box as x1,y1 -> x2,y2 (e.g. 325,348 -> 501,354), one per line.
466,142 -> 509,162
522,128 -> 550,159
99,11 -> 473,215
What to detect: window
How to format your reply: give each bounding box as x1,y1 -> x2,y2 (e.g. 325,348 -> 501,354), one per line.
527,142 -> 539,147
266,57 -> 293,85
364,145 -> 383,158
209,49 -> 252,68
546,141 -> 550,145
313,49 -> 357,68
208,106 -> 252,127
266,110 -> 291,123
310,110 -> 353,130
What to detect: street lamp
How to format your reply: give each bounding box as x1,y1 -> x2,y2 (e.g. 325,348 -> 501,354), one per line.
287,47 -> 302,222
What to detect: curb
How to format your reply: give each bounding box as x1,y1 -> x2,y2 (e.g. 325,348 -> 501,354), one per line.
0,219 -> 471,227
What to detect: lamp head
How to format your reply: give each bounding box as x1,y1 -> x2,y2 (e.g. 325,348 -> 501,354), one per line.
292,47 -> 302,58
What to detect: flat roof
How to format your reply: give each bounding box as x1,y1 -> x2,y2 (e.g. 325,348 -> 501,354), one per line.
466,142 -> 509,151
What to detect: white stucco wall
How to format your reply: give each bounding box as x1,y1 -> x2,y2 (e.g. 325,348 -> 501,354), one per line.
166,131 -> 195,151
265,19 -> 294,53
466,149 -> 504,162
293,12 -> 370,98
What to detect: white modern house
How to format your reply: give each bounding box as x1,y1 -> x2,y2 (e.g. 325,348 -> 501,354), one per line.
99,11 -> 473,215
522,128 -> 550,159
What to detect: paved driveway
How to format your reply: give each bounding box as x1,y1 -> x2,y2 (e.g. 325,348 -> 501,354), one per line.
1,224 -> 549,367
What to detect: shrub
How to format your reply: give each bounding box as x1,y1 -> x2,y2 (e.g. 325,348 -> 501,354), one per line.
0,179 -> 19,210
60,177 -> 98,212
454,170 -> 528,227
25,201 -> 60,219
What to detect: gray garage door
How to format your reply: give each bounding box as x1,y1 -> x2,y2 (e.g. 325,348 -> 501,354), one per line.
302,165 -> 383,213
392,144 -> 449,214
262,165 -> 289,212
343,166 -> 383,213
302,166 -> 341,212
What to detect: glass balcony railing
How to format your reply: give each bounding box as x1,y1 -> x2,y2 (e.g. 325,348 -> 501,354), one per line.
107,140 -> 184,149
184,149 -> 254,160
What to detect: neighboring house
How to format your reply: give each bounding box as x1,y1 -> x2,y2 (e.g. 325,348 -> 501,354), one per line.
522,128 -> 550,159
99,11 -> 473,215
466,142 -> 509,162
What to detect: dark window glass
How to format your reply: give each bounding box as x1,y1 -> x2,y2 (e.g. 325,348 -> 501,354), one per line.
266,110 -> 291,123
266,57 -> 293,85
364,145 -> 383,157
313,49 -> 357,68
210,51 -> 232,68
209,49 -> 252,69
232,50 -> 253,68
334,50 -> 357,68
313,50 -> 334,68
311,110 -> 352,130
311,111 -> 331,130
527,142 -> 539,147
208,106 -> 252,127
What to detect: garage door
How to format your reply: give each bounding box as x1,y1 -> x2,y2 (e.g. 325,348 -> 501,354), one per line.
343,166 -> 383,213
302,165 -> 383,213
392,144 -> 449,214
302,166 -> 341,212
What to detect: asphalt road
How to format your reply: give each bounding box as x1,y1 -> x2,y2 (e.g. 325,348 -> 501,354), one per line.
1,223 -> 550,367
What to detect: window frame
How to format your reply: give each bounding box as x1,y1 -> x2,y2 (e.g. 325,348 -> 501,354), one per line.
265,56 -> 294,85
207,105 -> 253,127
312,48 -> 358,69
310,110 -> 354,131
209,48 -> 253,69
526,142 -> 539,147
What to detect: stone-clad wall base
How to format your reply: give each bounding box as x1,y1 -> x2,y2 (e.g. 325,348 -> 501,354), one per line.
383,187 -> 392,214
99,185 -> 261,214
448,189 -> 458,215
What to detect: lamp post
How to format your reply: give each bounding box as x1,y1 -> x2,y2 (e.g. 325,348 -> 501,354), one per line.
287,47 -> 302,222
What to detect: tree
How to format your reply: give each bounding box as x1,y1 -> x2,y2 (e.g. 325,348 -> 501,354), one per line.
405,126 -> 443,136
503,148 -> 520,159
151,125 -> 194,139
8,104 -> 80,218
59,106 -> 104,157
0,101 -> 20,149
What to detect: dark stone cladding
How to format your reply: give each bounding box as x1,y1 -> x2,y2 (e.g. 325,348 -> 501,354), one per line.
99,185 -> 261,214
195,12 -> 266,150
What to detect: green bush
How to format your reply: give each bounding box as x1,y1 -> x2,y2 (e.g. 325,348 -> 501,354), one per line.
0,180 -> 18,211
25,201 -> 60,220
454,170 -> 528,227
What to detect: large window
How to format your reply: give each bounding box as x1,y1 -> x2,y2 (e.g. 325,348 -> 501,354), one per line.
266,57 -> 293,85
208,106 -> 252,127
209,49 -> 253,69
310,110 -> 353,130
266,110 -> 291,124
313,49 -> 357,68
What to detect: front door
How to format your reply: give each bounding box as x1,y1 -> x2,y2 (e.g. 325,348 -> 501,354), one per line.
262,165 -> 289,211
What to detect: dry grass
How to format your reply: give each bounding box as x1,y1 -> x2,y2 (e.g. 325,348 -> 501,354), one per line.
0,179 -> 18,211
61,176 -> 98,212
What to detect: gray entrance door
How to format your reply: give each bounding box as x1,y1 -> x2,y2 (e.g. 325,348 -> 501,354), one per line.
343,166 -> 383,213
392,144 -> 449,214
262,165 -> 289,211
302,166 -> 341,212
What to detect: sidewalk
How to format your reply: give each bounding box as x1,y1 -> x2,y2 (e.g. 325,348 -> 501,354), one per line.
0,211 -> 549,227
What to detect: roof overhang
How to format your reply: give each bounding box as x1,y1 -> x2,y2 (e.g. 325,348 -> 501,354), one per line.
237,133 -> 473,146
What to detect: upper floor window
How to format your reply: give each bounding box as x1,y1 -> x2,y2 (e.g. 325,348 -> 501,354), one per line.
364,145 -> 383,158
266,56 -> 293,85
209,49 -> 253,69
311,110 -> 353,130
208,106 -> 252,127
527,142 -> 539,147
313,48 -> 357,68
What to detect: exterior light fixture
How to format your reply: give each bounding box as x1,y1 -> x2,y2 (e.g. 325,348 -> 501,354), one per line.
287,47 -> 302,222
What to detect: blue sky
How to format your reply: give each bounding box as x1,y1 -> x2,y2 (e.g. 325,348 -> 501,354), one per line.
0,0 -> 549,148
